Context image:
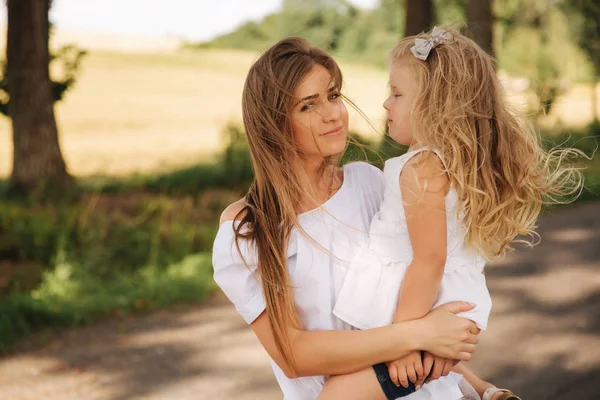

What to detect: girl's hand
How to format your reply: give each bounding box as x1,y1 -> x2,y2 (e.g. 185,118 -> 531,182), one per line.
386,351 -> 424,388
415,351 -> 434,389
424,352 -> 454,384
414,352 -> 454,389
417,302 -> 480,360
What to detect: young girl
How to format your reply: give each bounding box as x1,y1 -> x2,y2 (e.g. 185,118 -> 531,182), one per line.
320,26 -> 583,400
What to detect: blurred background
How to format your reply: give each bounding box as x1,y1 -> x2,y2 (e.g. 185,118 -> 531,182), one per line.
0,0 -> 598,399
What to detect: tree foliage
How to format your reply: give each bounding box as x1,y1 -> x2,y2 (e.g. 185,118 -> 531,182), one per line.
563,0 -> 600,74
190,0 -> 597,116
0,43 -> 86,117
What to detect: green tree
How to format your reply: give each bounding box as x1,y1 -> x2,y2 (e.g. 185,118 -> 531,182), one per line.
377,0 -> 403,34
404,0 -> 435,36
497,1 -> 587,118
467,0 -> 494,57
0,43 -> 86,117
434,0 -> 467,26
564,0 -> 600,122
336,2 -> 400,65
277,4 -> 359,51
6,0 -> 77,197
282,0 -> 342,9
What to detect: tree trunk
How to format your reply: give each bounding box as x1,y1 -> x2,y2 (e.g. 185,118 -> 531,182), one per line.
404,0 -> 434,37
467,0 -> 495,58
7,0 -> 73,196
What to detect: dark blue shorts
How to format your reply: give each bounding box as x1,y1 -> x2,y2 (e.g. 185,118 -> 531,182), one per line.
372,362 -> 417,399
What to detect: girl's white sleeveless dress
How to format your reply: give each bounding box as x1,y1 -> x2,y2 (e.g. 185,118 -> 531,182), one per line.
333,148 -> 492,400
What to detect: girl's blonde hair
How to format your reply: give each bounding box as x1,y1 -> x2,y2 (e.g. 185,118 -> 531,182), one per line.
390,26 -> 583,258
234,37 -> 343,372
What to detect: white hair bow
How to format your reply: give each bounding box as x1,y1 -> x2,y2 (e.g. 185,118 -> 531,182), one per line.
410,26 -> 454,61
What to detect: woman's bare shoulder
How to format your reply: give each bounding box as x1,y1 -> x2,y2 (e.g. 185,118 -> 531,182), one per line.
219,198 -> 247,226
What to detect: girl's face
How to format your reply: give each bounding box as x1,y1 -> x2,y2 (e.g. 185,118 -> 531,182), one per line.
383,61 -> 418,146
290,64 -> 349,160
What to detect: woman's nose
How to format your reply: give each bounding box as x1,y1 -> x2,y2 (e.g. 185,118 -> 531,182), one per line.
322,101 -> 341,122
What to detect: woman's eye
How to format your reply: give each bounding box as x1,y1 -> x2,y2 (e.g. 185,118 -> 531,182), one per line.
330,92 -> 341,100
301,103 -> 314,112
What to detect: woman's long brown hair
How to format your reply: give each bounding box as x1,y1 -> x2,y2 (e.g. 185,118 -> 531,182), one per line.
234,37 -> 343,372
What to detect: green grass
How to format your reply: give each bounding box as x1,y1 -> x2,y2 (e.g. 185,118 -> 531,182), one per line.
0,141 -> 244,351
83,162 -> 245,196
0,253 -> 215,353
0,190 -> 228,352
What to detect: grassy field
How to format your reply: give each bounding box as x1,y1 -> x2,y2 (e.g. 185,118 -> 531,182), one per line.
0,48 -> 598,178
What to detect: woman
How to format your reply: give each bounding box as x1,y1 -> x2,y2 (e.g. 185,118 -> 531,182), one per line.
212,37 -> 484,400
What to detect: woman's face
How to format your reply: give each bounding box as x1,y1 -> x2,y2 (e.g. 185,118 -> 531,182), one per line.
383,61 -> 418,146
290,64 -> 349,160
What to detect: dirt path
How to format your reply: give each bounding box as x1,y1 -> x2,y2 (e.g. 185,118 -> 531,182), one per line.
1,202 -> 599,400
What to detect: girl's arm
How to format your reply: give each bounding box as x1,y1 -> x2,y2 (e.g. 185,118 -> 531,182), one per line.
392,153 -> 450,323
315,154 -> 469,399
381,153 -> 451,389
250,301 -> 479,379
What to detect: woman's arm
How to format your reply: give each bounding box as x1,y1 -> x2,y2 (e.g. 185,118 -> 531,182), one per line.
251,311 -> 416,378
250,301 -> 479,378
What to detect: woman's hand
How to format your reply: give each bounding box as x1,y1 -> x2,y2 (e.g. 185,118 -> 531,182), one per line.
416,302 -> 480,360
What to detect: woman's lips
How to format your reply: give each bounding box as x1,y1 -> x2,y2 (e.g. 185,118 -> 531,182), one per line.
322,126 -> 343,136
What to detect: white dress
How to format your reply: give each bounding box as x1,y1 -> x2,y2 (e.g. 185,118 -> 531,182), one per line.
333,148 -> 493,400
212,162 -> 385,400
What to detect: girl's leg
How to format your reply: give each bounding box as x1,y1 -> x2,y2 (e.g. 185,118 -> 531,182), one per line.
317,367 -> 387,400
453,363 -> 493,396
318,363 -> 416,400
458,377 -> 481,400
